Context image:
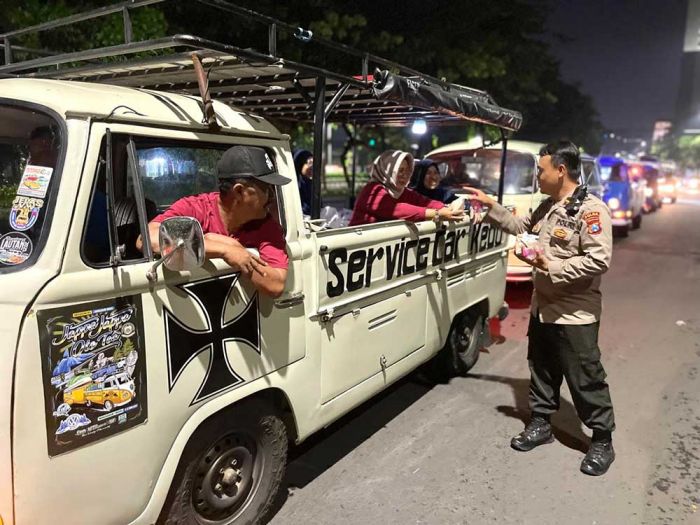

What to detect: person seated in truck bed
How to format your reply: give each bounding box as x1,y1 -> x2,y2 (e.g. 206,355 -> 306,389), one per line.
294,149 -> 314,216
139,145 -> 291,298
409,159 -> 458,204
349,150 -> 465,226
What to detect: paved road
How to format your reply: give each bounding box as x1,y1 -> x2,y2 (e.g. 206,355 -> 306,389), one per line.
269,194 -> 700,525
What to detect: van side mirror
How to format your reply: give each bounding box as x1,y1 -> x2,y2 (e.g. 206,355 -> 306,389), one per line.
146,217 -> 205,281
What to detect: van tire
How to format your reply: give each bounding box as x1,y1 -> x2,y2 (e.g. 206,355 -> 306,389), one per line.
444,312 -> 483,376
632,213 -> 642,230
160,400 -> 287,525
613,225 -> 629,238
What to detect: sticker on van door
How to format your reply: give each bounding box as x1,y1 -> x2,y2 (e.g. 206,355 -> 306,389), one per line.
164,274 -> 260,406
37,296 -> 147,457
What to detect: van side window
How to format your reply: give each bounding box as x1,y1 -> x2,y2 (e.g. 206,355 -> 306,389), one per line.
581,160 -> 601,186
133,141 -> 286,233
82,135 -> 155,266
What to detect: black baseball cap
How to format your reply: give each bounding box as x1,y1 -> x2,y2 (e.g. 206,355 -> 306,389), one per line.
216,145 -> 291,185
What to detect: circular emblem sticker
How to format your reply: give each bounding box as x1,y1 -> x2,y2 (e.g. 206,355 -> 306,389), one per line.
121,322 -> 136,338
0,232 -> 33,265
9,196 -> 44,232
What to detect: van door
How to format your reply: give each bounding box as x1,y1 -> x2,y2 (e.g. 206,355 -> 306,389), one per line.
315,222 -> 443,403
12,124 -> 307,525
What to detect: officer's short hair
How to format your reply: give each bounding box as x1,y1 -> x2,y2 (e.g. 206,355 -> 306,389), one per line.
540,140 -> 580,181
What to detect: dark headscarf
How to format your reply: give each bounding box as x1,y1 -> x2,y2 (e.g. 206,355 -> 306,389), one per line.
410,159 -> 457,203
294,149 -> 313,176
294,149 -> 313,215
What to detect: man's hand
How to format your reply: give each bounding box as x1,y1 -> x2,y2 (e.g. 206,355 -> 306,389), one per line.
221,244 -> 268,277
459,187 -> 497,209
202,233 -> 286,297
514,241 -> 549,272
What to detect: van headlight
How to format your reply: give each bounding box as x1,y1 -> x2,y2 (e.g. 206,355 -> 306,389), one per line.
607,197 -> 620,210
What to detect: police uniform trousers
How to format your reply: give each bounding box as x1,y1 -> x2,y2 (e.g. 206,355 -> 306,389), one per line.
527,315 -> 615,432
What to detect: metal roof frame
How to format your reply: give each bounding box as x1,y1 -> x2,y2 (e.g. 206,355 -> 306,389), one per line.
0,0 -> 520,215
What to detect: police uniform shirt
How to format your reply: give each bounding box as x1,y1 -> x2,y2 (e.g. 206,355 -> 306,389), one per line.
486,193 -> 613,325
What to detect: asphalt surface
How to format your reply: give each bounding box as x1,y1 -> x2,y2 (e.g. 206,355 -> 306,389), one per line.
268,192 -> 700,525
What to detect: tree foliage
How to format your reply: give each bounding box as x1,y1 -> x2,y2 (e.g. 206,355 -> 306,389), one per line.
654,134 -> 700,170
2,0 -> 167,55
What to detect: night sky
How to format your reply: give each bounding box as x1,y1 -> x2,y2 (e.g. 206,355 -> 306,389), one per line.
543,0 -> 688,139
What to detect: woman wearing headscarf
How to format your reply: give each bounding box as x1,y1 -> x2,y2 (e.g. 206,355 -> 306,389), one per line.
294,149 -> 314,216
410,159 -> 458,204
349,150 -> 464,226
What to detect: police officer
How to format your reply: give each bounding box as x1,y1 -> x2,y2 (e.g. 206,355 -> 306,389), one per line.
463,140 -> 616,476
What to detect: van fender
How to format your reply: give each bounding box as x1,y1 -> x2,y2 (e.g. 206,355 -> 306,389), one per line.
128,380 -> 300,525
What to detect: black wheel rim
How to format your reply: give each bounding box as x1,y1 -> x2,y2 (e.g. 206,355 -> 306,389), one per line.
455,322 -> 474,355
192,433 -> 263,523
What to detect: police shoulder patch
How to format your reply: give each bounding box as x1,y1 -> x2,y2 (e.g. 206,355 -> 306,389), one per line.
582,211 -> 600,224
587,222 -> 602,235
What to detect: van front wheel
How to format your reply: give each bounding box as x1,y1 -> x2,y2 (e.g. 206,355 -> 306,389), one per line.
444,312 -> 483,376
161,400 -> 287,525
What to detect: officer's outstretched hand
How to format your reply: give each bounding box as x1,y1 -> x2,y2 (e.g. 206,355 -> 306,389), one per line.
459,187 -> 497,209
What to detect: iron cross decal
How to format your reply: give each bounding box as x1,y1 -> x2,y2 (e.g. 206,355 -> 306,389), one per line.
164,274 -> 260,405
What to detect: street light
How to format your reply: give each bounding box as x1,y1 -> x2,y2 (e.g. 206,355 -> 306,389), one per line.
411,119 -> 427,135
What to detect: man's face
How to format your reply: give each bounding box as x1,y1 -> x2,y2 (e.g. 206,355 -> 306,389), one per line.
395,159 -> 411,189
537,155 -> 562,196
236,180 -> 273,221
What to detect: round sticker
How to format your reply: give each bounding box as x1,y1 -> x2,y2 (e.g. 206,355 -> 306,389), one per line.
0,232 -> 33,265
121,322 -> 136,338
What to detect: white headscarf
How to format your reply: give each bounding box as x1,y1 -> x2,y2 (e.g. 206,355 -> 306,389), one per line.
370,150 -> 415,199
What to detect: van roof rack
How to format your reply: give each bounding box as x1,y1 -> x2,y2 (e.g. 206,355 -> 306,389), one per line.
0,0 -> 521,215
0,0 -> 522,131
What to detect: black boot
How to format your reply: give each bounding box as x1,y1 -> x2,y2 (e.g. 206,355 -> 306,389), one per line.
580,437 -> 615,476
510,416 -> 553,452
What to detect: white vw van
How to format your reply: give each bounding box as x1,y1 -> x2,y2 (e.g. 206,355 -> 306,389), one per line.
0,3 -> 523,524
427,140 -> 546,282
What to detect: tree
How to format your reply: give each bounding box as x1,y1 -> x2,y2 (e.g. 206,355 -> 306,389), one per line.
654,134 -> 700,171
1,0 -> 167,60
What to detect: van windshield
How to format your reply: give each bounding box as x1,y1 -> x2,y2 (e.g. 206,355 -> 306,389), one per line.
428,148 -> 536,195
0,105 -> 62,272
599,164 -> 626,182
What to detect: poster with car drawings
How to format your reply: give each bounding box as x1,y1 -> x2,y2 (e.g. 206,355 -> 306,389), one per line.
37,296 -> 147,456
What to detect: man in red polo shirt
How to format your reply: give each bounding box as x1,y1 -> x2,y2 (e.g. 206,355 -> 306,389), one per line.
143,145 -> 291,298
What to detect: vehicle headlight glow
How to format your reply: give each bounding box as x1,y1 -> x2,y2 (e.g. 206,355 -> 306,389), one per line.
644,187 -> 654,197
660,184 -> 674,192
607,197 -> 620,210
